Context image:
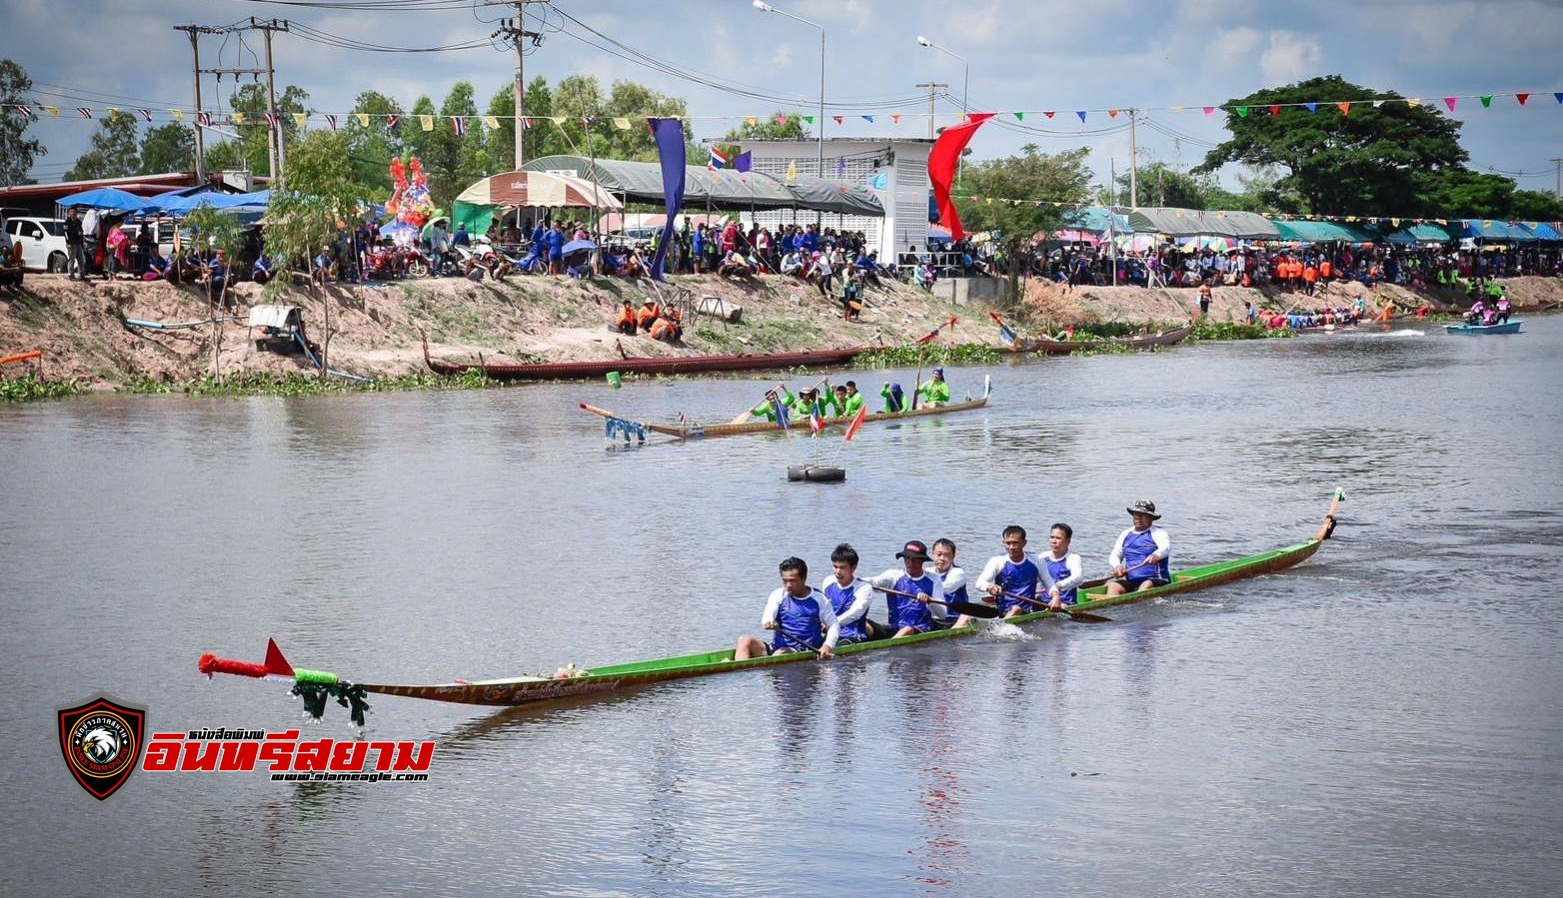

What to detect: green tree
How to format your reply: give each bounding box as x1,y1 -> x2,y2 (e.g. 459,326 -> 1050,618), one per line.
343,90 -> 404,197
1509,189 -> 1563,222
139,123 -> 195,174
0,59 -> 45,186
264,129 -> 361,376
485,84 -> 516,171
723,110 -> 809,142
203,140 -> 245,176
1196,75 -> 1467,216
224,83 -> 310,177
957,145 -> 1093,308
1109,160 -> 1214,208
183,203 -> 248,372
65,110 -> 140,180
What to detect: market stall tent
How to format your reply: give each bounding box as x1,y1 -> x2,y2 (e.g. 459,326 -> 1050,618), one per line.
452,170 -> 622,235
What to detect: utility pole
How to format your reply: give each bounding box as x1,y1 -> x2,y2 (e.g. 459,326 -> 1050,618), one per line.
493,1 -> 542,170
915,82 -> 947,139
1552,157 -> 1563,199
251,18 -> 290,182
173,25 -> 212,181
1128,107 -> 1139,208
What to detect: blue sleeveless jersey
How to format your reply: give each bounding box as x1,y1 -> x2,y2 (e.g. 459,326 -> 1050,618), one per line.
936,568 -> 967,620
888,574 -> 936,632
773,589 -> 826,651
993,557 -> 1041,614
824,580 -> 869,643
1122,529 -> 1170,582
1044,555 -> 1077,605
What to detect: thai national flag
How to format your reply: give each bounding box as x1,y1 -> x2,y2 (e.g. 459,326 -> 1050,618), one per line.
809,401 -> 824,435
707,146 -> 728,171
451,116 -> 468,136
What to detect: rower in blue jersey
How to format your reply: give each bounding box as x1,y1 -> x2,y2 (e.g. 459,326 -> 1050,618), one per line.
1040,523 -> 1085,608
866,540 -> 943,638
931,538 -> 968,627
820,543 -> 880,643
1106,500 -> 1171,595
733,557 -> 840,660
974,525 -> 1044,620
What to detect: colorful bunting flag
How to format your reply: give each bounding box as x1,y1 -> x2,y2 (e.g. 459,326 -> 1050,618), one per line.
451,116 -> 468,136
802,115 -> 814,124
707,145 -> 727,170
832,115 -> 843,125
1406,98 -> 1422,107
384,114 -> 399,129
293,112 -> 308,128
786,159 -> 797,182
548,115 -> 564,125
1443,97 -> 1457,112
1075,111 -> 1086,122
1304,102 -> 1317,113
1013,111 -> 1024,121
862,114 -> 874,123
263,112 -> 278,129
1269,104 -> 1281,117
135,108 -> 152,122
355,112 -> 370,128
483,115 -> 499,130
1556,93 -> 1563,104
891,113 -> 901,124
1108,109 -> 1119,118
1337,102 -> 1351,115
1236,106 -> 1249,118
1516,93 -> 1530,106
232,111 -> 245,124
1203,107 -> 1215,115
613,116 -> 631,130
45,105 -> 59,118
1171,106 -> 1184,113
419,115 -> 433,131
1480,95 -> 1493,107
326,113 -> 338,131
169,109 -> 184,121
197,111 -> 212,127
76,107 -> 92,119
774,114 -> 788,125
11,104 -> 32,119
1372,100 -> 1385,108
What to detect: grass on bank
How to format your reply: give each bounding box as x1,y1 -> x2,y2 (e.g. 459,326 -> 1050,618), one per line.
118,369 -> 498,398
0,373 -> 89,403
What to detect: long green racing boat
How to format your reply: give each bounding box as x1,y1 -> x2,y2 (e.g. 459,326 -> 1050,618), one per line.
198,492 -> 1341,722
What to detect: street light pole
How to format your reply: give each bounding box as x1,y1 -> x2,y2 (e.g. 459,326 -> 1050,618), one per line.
753,1 -> 825,182
916,36 -> 969,185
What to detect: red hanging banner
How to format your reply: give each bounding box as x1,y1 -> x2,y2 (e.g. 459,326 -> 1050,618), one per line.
928,113 -> 995,242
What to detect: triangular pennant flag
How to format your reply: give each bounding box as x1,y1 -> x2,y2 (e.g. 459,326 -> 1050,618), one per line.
891,113 -> 902,124
231,111 -> 244,124
1480,95 -> 1493,107
802,115 -> 814,124
1203,107 -> 1215,115
419,114 -> 433,131
1014,112 -> 1024,121
1269,104 -> 1281,117
862,114 -> 874,123
355,113 -> 369,127
169,109 -> 184,121
1556,92 -> 1563,105
1337,102 -> 1351,116
774,115 -> 788,125
1108,109 -> 1119,118
1406,98 -> 1422,107
483,115 -> 500,130
293,112 -> 308,128
744,116 -> 758,126
137,108 -> 152,121
45,105 -> 59,118
1516,93 -> 1530,106
326,113 -> 339,131
832,115 -> 843,125
107,107 -> 119,119
1372,100 -> 1385,108
521,116 -> 533,130
1236,106 -> 1249,118
262,112 -> 277,128
1075,111 -> 1086,122
384,114 -> 398,129
548,115 -> 565,125
1391,218 -> 1400,227
786,159 -> 797,182
1044,111 -> 1055,118
613,116 -> 631,130
1304,102 -> 1317,113
1443,97 -> 1457,112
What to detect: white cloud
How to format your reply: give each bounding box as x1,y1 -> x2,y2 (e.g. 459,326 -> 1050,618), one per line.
1205,26 -> 1262,73
770,43 -> 795,69
1259,31 -> 1324,84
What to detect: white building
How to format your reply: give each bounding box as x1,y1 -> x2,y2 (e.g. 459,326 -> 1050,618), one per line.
735,137 -> 933,261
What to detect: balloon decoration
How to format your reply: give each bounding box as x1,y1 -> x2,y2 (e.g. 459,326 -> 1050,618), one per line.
381,156 -> 436,246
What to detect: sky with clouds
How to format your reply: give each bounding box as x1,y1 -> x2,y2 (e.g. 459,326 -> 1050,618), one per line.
5,0 -> 1562,202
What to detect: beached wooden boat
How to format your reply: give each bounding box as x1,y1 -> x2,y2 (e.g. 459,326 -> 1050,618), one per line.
197,493 -> 1341,721
1006,323 -> 1195,355
1446,320 -> 1523,335
1512,299 -> 1559,314
581,376 -> 991,440
422,333 -> 862,382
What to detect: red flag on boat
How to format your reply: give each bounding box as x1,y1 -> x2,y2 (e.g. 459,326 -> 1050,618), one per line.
843,405 -> 868,441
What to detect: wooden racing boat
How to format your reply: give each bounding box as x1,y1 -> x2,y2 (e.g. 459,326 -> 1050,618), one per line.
422,332 -> 862,382
197,492 -> 1342,722
1007,323 -> 1195,355
580,375 -> 992,440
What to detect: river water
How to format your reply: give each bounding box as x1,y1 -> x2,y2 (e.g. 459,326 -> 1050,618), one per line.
3,317 -> 1561,897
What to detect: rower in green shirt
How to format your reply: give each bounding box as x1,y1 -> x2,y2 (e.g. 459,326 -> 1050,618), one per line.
835,381 -> 865,418
916,367 -> 951,407
745,383 -> 795,422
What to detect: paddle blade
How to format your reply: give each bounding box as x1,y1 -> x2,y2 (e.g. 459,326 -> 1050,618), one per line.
1062,608 -> 1112,623
945,600 -> 1001,619
843,405 -> 868,441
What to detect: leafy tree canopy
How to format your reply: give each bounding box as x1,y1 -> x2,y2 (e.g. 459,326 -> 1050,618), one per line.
0,59 -> 44,186
65,110 -> 140,181
139,123 -> 194,174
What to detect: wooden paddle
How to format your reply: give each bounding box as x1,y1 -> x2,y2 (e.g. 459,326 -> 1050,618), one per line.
1078,559 -> 1164,591
1001,590 -> 1113,623
872,585 -> 1000,620
772,625 -> 831,657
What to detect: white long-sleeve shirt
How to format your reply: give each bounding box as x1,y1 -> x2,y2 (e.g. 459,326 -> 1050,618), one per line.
761,586 -> 841,650
1040,551 -> 1085,597
974,552 -> 1045,594
818,575 -> 873,625
1107,526 -> 1171,571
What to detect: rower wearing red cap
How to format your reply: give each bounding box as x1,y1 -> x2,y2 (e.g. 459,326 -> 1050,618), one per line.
866,540 -> 944,637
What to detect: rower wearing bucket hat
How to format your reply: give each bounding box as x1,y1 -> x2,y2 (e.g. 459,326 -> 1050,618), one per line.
866,540 -> 943,638
1105,500 -> 1171,596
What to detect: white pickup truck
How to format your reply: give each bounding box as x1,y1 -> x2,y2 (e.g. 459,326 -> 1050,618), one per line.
2,215 -> 70,272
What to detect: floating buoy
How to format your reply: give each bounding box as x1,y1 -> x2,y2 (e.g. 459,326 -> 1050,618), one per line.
787,465 -> 846,483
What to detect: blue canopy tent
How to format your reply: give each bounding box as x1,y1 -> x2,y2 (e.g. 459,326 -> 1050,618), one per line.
1460,220 -> 1539,243
1061,206 -> 1134,234
55,187 -> 150,212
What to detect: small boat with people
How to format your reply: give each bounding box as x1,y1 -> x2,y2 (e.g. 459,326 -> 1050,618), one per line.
421,332 -> 863,382
1446,320 -> 1523,335
581,374 -> 991,440
196,492 -> 1342,723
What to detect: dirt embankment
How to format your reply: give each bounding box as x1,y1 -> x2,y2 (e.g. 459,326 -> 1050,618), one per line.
2,272 -> 1559,384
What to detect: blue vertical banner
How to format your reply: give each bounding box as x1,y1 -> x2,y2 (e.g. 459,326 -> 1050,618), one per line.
648,117 -> 686,282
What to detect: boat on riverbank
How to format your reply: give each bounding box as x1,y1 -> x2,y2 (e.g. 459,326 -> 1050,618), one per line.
1446,320 -> 1523,335
993,313 -> 1195,355
422,333 -> 862,382
197,493 -> 1341,721
580,376 -> 991,439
